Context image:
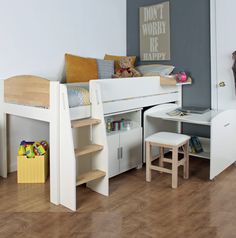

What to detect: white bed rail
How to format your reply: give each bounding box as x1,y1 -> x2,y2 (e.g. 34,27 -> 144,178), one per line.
91,76 -> 178,102
90,76 -> 181,114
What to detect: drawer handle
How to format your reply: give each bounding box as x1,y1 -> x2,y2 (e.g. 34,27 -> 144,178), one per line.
224,123 -> 230,127
117,147 -> 123,159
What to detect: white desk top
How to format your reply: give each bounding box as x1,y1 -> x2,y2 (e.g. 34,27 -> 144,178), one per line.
147,109 -> 219,126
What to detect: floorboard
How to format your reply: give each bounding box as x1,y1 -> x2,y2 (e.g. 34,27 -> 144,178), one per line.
0,158 -> 236,237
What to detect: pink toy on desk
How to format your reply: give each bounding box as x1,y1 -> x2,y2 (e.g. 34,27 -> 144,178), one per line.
176,72 -> 188,82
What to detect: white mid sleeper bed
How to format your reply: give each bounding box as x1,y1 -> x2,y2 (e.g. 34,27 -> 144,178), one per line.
0,75 -> 182,210
60,76 -> 182,210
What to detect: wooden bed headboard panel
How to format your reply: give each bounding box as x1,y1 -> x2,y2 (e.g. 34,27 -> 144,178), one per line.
4,75 -> 50,108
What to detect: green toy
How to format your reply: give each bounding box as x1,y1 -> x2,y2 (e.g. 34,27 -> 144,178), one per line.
25,145 -> 35,158
33,142 -> 46,156
18,145 -> 26,156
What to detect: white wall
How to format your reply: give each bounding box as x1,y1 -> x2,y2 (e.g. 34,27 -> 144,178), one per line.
0,0 -> 127,171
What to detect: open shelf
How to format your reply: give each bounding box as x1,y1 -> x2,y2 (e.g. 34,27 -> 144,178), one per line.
106,123 -> 140,136
179,150 -> 210,159
160,75 -> 192,86
76,170 -> 106,186
105,109 -> 142,136
179,136 -> 210,159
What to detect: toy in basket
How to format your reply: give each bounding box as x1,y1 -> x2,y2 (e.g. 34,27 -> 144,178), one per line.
17,140 -> 49,183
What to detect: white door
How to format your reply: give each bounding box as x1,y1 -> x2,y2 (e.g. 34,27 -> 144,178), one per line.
119,128 -> 142,174
211,0 -> 236,110
107,133 -> 120,178
210,0 -> 236,179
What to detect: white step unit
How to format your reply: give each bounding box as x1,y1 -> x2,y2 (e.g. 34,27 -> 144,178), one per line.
89,81 -> 109,196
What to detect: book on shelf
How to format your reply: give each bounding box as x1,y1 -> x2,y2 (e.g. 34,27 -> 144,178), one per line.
189,136 -> 203,153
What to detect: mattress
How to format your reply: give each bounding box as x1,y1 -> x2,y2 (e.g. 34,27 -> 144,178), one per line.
67,86 -> 90,108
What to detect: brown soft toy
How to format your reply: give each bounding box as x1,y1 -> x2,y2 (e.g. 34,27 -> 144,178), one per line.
113,57 -> 141,78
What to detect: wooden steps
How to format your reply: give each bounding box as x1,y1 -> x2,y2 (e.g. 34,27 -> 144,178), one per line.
71,118 -> 101,128
75,144 -> 103,157
76,170 -> 106,186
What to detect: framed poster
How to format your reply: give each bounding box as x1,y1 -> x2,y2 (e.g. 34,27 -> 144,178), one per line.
140,1 -> 170,61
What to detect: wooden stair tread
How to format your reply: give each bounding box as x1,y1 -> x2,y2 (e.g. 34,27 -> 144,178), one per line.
75,144 -> 103,157
76,170 -> 106,186
71,118 -> 101,128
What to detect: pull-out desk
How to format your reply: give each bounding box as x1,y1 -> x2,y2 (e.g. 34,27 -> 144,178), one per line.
144,104 -> 236,180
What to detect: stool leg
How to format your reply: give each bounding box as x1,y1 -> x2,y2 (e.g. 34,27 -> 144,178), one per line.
159,147 -> 164,167
172,147 -> 178,188
146,141 -> 151,182
183,142 -> 189,179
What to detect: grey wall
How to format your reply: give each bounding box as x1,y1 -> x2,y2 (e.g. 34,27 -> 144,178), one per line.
127,0 -> 211,136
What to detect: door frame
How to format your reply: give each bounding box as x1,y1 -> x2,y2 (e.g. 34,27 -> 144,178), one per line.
210,0 -> 218,111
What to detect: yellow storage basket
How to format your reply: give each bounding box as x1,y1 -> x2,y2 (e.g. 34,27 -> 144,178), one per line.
17,155 -> 48,183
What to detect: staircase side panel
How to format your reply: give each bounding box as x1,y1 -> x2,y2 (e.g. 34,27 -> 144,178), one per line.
60,85 -> 77,211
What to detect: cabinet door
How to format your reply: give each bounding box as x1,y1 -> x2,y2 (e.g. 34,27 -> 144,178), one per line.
107,133 -> 120,178
119,128 -> 142,174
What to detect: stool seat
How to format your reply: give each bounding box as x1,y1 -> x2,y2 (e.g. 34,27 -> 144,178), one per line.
146,132 -> 190,146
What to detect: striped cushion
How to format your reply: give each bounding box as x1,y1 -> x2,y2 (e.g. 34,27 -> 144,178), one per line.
96,59 -> 114,79
67,86 -> 90,108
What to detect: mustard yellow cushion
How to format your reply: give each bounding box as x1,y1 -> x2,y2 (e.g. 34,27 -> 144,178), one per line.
104,54 -> 136,71
65,54 -> 98,83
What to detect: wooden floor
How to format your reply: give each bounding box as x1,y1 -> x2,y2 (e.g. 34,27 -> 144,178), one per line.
1,158 -> 236,237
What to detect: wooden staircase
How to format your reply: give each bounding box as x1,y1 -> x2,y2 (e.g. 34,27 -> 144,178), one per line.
72,118 -> 106,186
60,82 -> 109,211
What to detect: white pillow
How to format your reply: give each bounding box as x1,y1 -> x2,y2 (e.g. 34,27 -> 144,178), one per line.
135,64 -> 175,76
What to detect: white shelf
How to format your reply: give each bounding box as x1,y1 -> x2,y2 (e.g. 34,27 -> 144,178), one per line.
105,109 -> 142,137
179,136 -> 210,159
179,150 -> 210,159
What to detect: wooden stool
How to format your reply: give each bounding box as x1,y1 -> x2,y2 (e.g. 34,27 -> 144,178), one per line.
145,132 -> 190,188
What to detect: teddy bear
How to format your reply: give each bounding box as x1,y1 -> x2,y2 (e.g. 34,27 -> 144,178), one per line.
113,57 -> 142,78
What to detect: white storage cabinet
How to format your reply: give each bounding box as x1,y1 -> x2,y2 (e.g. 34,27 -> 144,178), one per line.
105,109 -> 142,178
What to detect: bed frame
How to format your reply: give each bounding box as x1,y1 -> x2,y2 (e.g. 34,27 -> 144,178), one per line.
59,76 -> 182,210
2,75 -> 236,211
0,76 -> 60,205
0,75 -> 182,210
